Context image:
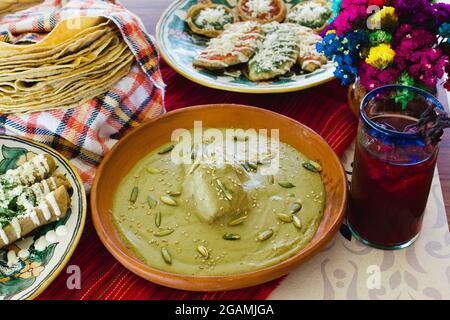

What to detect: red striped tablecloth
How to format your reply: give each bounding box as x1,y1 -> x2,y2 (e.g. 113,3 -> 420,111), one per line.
37,62 -> 358,300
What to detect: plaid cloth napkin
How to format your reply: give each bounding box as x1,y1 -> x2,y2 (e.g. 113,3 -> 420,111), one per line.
0,0 -> 165,188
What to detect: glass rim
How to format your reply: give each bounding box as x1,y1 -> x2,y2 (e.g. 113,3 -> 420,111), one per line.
360,84 -> 445,140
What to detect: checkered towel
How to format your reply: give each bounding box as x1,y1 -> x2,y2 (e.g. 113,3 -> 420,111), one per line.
0,0 -> 165,188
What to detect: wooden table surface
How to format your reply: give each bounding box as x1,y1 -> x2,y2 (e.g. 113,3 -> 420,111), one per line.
120,0 -> 450,227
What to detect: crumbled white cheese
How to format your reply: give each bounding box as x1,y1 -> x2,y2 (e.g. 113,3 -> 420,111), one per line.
0,184 -> 25,211
245,0 -> 274,18
250,24 -> 297,73
200,21 -> 261,63
17,190 -> 35,212
287,2 -> 330,26
5,154 -> 50,185
194,6 -> 228,30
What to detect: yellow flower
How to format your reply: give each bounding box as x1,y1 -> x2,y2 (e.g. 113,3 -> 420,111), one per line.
365,43 -> 396,69
369,6 -> 398,30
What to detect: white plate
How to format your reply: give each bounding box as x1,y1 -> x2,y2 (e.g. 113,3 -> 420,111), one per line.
0,135 -> 86,300
156,0 -> 335,93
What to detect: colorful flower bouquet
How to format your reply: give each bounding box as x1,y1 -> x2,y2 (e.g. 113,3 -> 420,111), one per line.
317,0 -> 450,95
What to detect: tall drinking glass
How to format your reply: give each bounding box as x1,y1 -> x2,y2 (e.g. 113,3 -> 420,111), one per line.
348,85 -> 444,250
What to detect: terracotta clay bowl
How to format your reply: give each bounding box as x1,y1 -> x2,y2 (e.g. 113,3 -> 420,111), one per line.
91,104 -> 348,291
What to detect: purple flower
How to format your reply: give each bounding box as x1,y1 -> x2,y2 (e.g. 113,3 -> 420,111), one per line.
359,62 -> 401,89
391,23 -> 448,89
396,0 -> 450,31
432,3 -> 450,26
393,24 -> 436,70
407,48 -> 448,88
395,0 -> 434,27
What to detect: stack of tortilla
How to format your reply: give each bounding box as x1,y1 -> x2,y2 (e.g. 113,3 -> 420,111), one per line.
0,0 -> 43,16
0,16 -> 135,113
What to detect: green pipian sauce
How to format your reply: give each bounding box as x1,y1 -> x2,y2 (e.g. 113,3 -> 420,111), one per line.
113,129 -> 325,276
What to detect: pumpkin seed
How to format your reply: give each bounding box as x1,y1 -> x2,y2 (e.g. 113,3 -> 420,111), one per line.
246,161 -> 258,170
267,175 -> 274,185
303,161 -> 319,172
153,229 -> 175,237
187,158 -> 201,175
277,213 -> 293,223
223,233 -> 241,240
216,179 -> 233,201
228,216 -> 247,226
293,215 -> 302,229
129,187 -> 139,203
287,193 -> 295,197
160,195 -> 177,206
257,229 -> 274,241
309,161 -> 322,172
197,245 -> 209,259
278,181 -> 295,188
146,166 -> 160,174
169,191 -> 181,197
288,201 -> 302,214
154,229 -> 174,237
158,144 -> 174,154
155,211 -> 161,227
241,162 -> 251,172
161,247 -> 172,264
147,195 -> 158,209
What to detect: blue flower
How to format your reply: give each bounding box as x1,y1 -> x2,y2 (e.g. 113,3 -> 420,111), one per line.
316,29 -> 368,85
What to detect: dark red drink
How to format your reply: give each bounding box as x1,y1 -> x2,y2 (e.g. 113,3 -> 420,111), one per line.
348,85 -> 443,249
349,116 -> 437,247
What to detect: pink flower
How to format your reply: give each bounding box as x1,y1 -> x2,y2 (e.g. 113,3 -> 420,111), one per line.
359,62 -> 401,89
393,25 -> 436,70
394,25 -> 435,50
407,48 -> 448,88
331,0 -> 368,35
